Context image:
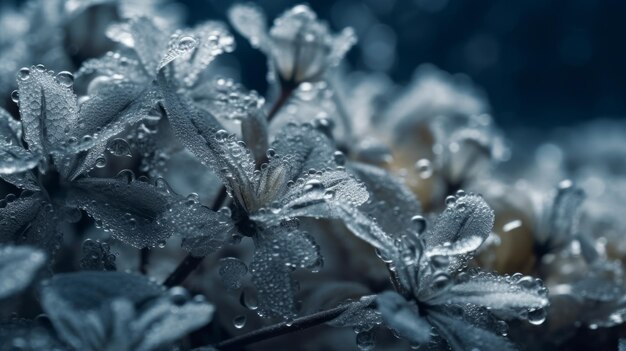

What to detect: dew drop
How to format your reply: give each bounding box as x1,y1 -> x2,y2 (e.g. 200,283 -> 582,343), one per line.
527,308 -> 547,325
35,64 -> 45,71
333,151 -> 346,166
410,215 -> 427,234
233,315 -> 247,329
215,129 -> 229,142
108,138 -> 132,157
177,36 -> 197,50
56,71 -> 74,87
415,159 -> 433,179
95,157 -> 107,168
445,195 -> 456,206
10,90 -> 19,103
17,67 -> 30,80
239,287 -> 259,310
356,330 -> 375,351
157,240 -> 167,248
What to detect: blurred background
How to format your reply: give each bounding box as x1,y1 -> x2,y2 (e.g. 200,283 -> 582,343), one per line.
178,0 -> 626,129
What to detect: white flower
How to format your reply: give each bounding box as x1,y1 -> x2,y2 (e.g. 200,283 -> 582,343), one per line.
228,3 -> 356,85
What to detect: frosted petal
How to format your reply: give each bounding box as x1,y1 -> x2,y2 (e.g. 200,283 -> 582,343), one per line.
66,177 -> 173,249
538,182 -> 585,251
427,272 -> 549,321
172,21 -> 235,86
428,309 -> 515,351
159,72 -> 257,208
350,162 -> 421,237
16,65 -> 79,154
40,271 -> 163,312
421,193 -> 494,257
134,296 -> 214,351
377,291 -> 431,344
270,123 -> 336,179
219,257 -> 248,290
162,196 -> 235,257
0,245 -> 46,299
0,192 -> 61,255
80,239 -> 116,271
251,226 -> 320,319
228,3 -> 269,49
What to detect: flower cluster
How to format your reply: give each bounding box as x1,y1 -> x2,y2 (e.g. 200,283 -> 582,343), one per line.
0,1 -> 624,351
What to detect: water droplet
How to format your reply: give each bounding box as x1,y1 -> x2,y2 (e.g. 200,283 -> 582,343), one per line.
177,36 -> 197,50
333,151 -> 346,166
323,190 -> 335,200
432,272 -> 452,291
356,330 -> 375,351
108,138 -> 132,157
17,67 -> 30,80
527,308 -> 546,325
445,195 -> 456,206
266,148 -> 276,158
410,215 -> 427,234
168,286 -> 190,305
157,240 -> 166,248
233,315 -> 247,329
56,71 -> 74,87
35,64 -> 45,71
10,90 -> 19,103
415,159 -> 433,179
95,157 -> 107,168
215,129 -> 229,142
240,287 -> 258,310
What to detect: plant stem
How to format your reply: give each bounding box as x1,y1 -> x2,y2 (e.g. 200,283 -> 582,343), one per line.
139,248 -> 150,275
267,86 -> 294,122
214,303 -> 351,350
162,186 -> 229,287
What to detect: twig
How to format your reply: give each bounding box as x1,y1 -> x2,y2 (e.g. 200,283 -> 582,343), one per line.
214,303 -> 351,350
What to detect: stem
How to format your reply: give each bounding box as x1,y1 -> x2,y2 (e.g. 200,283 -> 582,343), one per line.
139,248 -> 150,275
214,303 -> 351,350
162,186 -> 229,287
267,86 -> 294,123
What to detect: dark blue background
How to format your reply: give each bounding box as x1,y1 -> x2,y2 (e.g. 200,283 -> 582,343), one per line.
188,0 -> 626,128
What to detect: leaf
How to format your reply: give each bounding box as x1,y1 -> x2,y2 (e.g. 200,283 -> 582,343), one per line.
16,65 -> 79,155
133,296 -> 214,351
40,272 -> 212,351
251,225 -> 321,320
0,192 -> 61,255
66,177 -> 173,249
376,290 -> 432,345
0,245 -> 46,299
426,272 -> 549,321
0,319 -> 67,351
421,193 -> 494,257
350,162 -> 421,237
427,309 -> 516,351
219,257 -> 248,290
40,271 -> 163,311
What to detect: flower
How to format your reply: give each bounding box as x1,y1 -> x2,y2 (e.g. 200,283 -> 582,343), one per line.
373,192 -> 549,350
228,3 -> 356,86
